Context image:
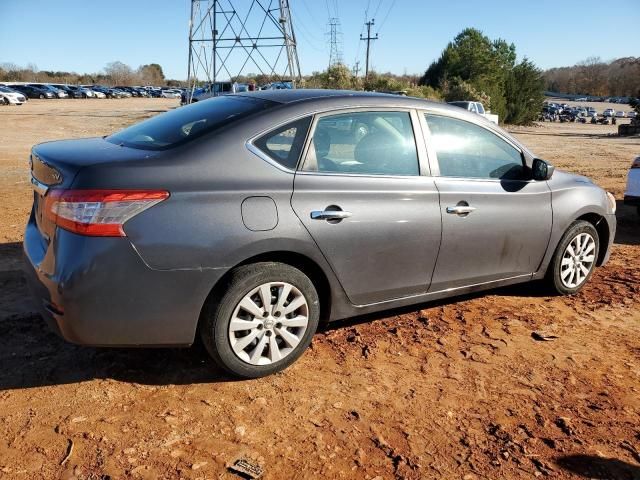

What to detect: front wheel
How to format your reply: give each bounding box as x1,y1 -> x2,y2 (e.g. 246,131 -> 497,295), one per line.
200,262 -> 320,378
547,220 -> 599,295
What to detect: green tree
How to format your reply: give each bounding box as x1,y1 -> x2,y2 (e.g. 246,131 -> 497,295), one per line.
137,63 -> 165,86
321,63 -> 354,90
419,28 -> 543,124
504,59 -> 545,124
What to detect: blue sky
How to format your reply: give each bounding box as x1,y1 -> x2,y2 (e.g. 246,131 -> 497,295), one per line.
1,0 -> 638,80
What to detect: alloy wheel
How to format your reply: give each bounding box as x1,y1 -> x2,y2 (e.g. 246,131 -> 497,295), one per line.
560,232 -> 596,288
228,282 -> 309,365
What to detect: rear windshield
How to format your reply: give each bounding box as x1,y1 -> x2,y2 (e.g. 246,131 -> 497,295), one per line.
106,95 -> 277,150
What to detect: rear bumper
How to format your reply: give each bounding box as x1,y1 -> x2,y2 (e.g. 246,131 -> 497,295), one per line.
23,214 -> 226,346
623,195 -> 640,207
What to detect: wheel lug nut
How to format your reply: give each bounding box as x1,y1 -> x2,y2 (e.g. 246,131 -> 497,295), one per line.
276,322 -> 282,329
274,311 -> 281,318
262,312 -> 268,317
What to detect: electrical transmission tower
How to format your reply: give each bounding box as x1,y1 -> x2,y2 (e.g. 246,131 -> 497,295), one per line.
186,0 -> 302,102
327,17 -> 343,68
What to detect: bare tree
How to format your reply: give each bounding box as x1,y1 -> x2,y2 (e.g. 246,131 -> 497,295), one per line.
104,61 -> 135,86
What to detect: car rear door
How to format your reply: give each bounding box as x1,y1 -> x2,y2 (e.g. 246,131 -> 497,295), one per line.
291,109 -> 442,306
421,112 -> 552,292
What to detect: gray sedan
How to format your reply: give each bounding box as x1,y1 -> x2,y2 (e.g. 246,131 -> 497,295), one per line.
24,90 -> 617,378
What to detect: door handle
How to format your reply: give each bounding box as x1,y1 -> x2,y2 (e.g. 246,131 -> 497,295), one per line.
446,205 -> 476,215
310,210 -> 352,221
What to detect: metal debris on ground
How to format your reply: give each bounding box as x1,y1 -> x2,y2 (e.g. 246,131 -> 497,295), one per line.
228,458 -> 264,479
531,331 -> 559,342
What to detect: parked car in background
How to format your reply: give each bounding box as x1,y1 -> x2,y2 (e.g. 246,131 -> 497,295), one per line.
627,111 -> 637,119
29,84 -> 67,98
161,89 -> 181,98
114,88 -> 132,98
624,156 -> 640,215
181,81 -> 237,104
448,100 -> 499,124
90,86 -> 123,98
603,108 -> 615,117
23,90 -> 617,379
11,84 -> 55,99
51,84 -> 83,99
66,85 -> 96,98
0,85 -> 27,105
615,111 -> 626,118
260,81 -> 293,90
114,86 -> 138,96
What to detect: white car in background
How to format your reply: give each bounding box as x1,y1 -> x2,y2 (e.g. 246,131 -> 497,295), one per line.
615,111 -> 626,118
603,108 -> 616,117
625,156 -> 640,215
0,85 -> 27,105
627,111 -> 637,118
447,100 -> 499,124
92,90 -> 106,99
161,89 -> 182,98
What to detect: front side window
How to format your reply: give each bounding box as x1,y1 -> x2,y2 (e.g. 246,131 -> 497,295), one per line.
302,111 -> 419,176
425,114 -> 524,180
253,117 -> 311,170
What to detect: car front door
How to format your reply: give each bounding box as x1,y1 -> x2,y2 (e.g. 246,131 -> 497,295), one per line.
422,112 -> 553,292
291,109 -> 442,305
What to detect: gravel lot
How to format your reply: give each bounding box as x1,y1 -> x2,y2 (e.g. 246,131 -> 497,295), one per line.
0,98 -> 638,479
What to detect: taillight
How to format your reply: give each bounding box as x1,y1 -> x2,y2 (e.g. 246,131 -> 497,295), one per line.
631,157 -> 640,169
44,189 -> 169,237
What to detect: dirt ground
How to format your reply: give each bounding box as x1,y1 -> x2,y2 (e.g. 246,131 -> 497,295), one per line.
0,99 -> 639,480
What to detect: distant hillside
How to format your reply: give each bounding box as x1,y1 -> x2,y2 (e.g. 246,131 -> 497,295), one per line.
544,57 -> 639,97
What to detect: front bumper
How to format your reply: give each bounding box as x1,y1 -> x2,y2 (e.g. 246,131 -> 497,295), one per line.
600,213 -> 616,265
23,213 -> 226,346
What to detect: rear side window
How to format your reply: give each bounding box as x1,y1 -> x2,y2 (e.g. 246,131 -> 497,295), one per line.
253,117 -> 311,170
107,96 -> 277,150
425,114 -> 524,180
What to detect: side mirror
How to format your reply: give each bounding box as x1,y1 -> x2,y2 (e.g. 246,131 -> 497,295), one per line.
532,158 -> 555,181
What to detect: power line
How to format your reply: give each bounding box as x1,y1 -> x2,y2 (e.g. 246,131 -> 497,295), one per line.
376,0 -> 396,33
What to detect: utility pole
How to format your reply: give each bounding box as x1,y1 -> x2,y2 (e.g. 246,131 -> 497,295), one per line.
352,61 -> 360,78
360,19 -> 378,79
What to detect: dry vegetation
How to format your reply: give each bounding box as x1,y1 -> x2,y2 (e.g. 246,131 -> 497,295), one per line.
0,99 -> 639,480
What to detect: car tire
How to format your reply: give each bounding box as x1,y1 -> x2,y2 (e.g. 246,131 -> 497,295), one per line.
39,94 -> 44,99
547,220 -> 599,295
2,97 -> 9,105
200,262 -> 320,379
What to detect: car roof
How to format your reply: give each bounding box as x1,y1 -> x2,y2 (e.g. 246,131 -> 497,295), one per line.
238,88 -> 452,110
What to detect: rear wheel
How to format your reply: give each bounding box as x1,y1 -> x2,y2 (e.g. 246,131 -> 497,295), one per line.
547,221 -> 599,295
200,262 -> 320,378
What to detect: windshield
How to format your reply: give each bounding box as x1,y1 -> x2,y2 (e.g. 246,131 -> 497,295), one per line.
106,95 -> 277,150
